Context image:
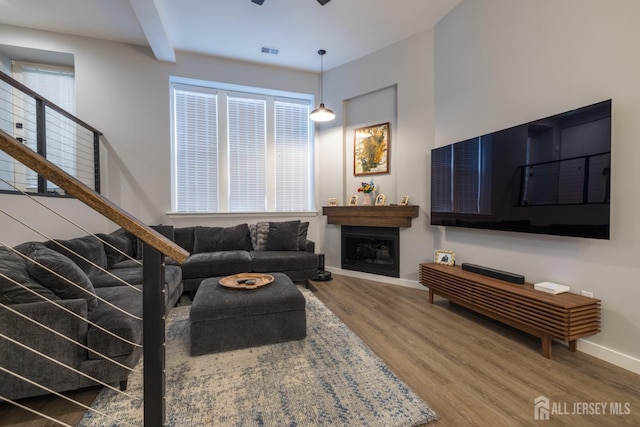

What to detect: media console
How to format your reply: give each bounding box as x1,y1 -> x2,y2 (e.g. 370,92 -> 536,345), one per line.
419,263 -> 601,358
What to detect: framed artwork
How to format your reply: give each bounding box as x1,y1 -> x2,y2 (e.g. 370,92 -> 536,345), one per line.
435,249 -> 455,266
328,198 -> 338,206
354,122 -> 390,176
399,195 -> 409,206
348,195 -> 358,206
375,194 -> 386,206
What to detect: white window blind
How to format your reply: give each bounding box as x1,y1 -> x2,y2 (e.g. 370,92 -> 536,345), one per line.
174,89 -> 219,212
19,63 -> 76,191
228,97 -> 266,212
171,79 -> 313,214
275,101 -> 311,211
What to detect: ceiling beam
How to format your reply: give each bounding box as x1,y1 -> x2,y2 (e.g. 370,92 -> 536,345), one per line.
128,0 -> 176,63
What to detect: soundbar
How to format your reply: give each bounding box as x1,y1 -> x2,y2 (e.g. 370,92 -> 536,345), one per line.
461,263 -> 525,284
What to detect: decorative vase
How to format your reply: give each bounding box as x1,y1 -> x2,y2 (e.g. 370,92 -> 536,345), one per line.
362,194 -> 372,206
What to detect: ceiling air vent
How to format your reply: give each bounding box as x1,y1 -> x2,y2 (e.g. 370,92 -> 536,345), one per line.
261,46 -> 279,55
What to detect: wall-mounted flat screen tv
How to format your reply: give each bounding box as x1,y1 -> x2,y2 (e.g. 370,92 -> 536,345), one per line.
431,100 -> 611,239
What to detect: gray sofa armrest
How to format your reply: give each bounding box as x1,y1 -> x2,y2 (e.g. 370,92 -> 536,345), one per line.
0,299 -> 89,400
303,239 -> 315,253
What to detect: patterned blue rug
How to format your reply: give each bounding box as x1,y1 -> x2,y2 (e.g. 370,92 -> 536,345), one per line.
79,288 -> 437,426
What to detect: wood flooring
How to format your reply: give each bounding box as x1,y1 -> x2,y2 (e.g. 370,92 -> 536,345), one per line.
1,274 -> 639,426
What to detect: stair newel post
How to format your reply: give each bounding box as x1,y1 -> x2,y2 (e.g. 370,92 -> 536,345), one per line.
142,243 -> 166,427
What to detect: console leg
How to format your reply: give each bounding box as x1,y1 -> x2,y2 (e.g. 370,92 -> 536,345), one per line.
541,335 -> 552,359
569,340 -> 577,352
428,289 -> 434,304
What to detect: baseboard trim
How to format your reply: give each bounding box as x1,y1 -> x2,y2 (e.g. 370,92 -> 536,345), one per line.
324,267 -> 426,291
578,339 -> 640,375
324,267 -> 640,375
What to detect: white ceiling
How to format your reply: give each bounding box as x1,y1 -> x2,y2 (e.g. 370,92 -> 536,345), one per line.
0,0 -> 461,71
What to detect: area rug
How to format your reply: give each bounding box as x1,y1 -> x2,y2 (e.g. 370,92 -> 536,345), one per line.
79,288 -> 437,426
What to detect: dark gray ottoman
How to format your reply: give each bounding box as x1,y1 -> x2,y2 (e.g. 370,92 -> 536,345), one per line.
189,272 -> 306,355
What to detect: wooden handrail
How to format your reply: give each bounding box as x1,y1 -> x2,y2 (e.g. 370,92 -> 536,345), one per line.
0,130 -> 189,264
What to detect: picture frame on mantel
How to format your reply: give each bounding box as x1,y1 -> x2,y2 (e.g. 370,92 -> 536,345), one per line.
354,122 -> 390,176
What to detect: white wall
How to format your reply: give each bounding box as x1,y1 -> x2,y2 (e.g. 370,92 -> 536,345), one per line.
317,30 -> 435,285
435,0 -> 640,370
0,25 -> 321,243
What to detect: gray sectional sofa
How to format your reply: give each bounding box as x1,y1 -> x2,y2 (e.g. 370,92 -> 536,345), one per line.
0,233 -> 183,401
173,221 -> 318,294
0,219 -> 317,400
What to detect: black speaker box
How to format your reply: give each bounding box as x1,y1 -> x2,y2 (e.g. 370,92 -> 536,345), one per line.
461,263 -> 525,285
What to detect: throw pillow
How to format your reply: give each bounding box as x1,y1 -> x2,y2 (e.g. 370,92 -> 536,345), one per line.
221,224 -> 253,251
96,228 -> 135,268
46,235 -> 108,275
265,220 -> 301,251
0,246 -> 60,305
253,222 -> 270,251
26,245 -> 98,311
174,227 -> 195,253
194,224 -> 253,253
249,223 -> 257,249
298,221 -> 309,251
193,226 -> 224,253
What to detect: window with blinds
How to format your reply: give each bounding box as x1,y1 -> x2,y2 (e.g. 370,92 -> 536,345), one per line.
171,81 -> 313,213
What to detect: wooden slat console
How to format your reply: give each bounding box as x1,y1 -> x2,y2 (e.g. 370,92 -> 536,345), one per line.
419,263 -> 601,358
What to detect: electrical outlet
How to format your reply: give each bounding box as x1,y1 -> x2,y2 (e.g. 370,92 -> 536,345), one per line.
581,290 -> 594,298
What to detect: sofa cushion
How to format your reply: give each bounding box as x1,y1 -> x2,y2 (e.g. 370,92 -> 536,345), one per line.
250,250 -> 319,272
88,265 -> 182,292
193,224 -> 252,253
25,244 -> 98,311
96,229 -> 135,268
46,236 -> 108,276
87,285 -> 143,360
89,266 -> 143,288
181,251 -> 253,279
0,246 -> 59,305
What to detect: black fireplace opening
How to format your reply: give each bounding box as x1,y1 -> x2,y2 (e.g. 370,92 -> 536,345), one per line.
341,226 -> 400,278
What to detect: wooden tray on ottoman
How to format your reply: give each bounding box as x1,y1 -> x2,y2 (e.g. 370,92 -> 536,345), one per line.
219,273 -> 275,290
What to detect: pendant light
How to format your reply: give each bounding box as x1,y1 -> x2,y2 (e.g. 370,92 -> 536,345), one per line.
310,49 -> 335,122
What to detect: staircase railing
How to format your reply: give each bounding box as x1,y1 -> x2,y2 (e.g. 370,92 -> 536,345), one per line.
0,70 -> 101,195
0,128 -> 188,426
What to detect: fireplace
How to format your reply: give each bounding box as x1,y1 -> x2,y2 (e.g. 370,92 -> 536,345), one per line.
341,226 -> 400,278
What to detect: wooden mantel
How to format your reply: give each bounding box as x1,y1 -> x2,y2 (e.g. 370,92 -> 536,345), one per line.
322,205 -> 419,227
